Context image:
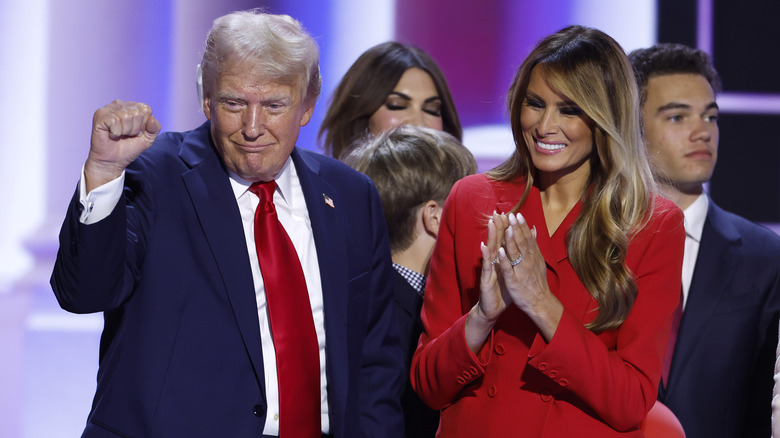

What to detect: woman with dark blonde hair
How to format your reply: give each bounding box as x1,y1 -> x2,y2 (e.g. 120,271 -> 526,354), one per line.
319,41 -> 462,158
411,25 -> 685,436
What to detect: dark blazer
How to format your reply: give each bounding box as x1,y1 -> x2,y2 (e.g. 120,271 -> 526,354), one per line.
393,270 -> 439,437
658,199 -> 780,438
50,122 -> 404,438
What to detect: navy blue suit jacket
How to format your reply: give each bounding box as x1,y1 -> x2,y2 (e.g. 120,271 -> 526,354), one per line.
51,122 -> 404,437
658,199 -> 780,438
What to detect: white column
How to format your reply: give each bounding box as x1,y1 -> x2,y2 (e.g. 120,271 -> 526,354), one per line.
0,1 -> 49,289
0,0 -> 49,435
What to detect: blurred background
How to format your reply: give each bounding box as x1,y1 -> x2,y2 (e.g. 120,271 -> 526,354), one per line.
1,0 -> 778,436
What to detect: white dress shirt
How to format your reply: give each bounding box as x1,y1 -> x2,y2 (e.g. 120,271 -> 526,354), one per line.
681,194 -> 708,310
78,157 -> 330,435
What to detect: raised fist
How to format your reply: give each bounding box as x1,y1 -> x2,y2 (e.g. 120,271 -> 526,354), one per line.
85,100 -> 161,192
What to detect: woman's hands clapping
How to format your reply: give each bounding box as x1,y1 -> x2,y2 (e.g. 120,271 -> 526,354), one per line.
465,211 -> 563,353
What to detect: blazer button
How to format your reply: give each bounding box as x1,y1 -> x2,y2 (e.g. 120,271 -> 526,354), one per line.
494,343 -> 505,355
456,376 -> 466,385
487,385 -> 497,398
538,362 -> 549,371
558,378 -> 569,387
541,389 -> 553,402
548,370 -> 558,379
253,405 -> 264,417
469,366 -> 478,376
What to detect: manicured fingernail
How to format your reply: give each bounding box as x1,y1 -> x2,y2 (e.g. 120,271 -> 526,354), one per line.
532,225 -> 537,238
517,213 -> 526,224
508,213 -> 517,226
498,246 -> 507,258
506,226 -> 513,239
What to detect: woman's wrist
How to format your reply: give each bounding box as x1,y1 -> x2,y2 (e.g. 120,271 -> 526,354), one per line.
465,304 -> 497,353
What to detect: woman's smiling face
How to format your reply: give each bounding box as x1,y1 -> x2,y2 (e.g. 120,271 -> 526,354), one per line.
520,66 -> 595,184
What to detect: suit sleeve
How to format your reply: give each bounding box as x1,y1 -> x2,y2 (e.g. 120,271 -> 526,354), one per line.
50,160 -> 153,314
358,181 -> 405,436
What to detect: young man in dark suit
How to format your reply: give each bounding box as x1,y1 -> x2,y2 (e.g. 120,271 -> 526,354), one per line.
342,125 -> 476,437
50,10 -> 404,438
630,44 -> 780,438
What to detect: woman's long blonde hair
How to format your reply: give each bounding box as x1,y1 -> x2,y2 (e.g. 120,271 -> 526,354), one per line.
488,25 -> 657,333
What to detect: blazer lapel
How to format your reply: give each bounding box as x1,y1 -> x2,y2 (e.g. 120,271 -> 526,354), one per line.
179,123 -> 266,393
292,148 -> 349,418
665,202 -> 740,393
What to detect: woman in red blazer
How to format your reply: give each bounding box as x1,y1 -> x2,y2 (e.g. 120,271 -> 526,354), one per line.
411,25 -> 686,437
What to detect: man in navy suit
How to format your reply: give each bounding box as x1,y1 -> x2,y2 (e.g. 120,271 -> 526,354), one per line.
50,10 -> 404,437
630,44 -> 780,438
342,125 -> 477,437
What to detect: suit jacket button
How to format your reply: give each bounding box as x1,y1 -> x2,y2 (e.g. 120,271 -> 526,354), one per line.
558,378 -> 569,387
548,370 -> 558,379
487,385 -> 497,398
494,343 -> 505,355
541,389 -> 553,402
456,376 -> 466,385
538,362 -> 549,371
253,405 -> 264,417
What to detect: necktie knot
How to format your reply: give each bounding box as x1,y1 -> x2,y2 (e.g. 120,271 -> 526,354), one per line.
249,180 -> 277,202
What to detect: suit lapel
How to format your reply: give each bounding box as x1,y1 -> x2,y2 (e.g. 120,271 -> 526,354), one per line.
179,123 -> 266,393
666,202 -> 740,393
291,148 -> 349,417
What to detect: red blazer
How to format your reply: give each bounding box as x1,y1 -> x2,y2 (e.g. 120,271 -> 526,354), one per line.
411,174 -> 685,437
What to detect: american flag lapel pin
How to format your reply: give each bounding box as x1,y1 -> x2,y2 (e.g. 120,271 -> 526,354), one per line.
323,193 -> 335,208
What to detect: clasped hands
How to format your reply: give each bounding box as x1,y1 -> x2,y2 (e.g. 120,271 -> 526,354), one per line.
466,211 -> 562,349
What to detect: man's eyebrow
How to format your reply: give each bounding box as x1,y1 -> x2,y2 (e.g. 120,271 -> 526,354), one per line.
217,93 -> 242,101
656,102 -> 691,113
260,95 -> 292,104
655,101 -> 719,114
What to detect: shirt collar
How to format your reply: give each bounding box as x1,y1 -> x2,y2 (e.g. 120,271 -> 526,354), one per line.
227,156 -> 295,204
393,263 -> 426,296
683,193 -> 708,242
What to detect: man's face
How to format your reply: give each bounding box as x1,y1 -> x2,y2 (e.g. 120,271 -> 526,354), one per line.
203,57 -> 314,182
641,73 -> 719,193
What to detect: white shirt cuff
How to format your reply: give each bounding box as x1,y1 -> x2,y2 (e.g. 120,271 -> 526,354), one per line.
78,167 -> 125,225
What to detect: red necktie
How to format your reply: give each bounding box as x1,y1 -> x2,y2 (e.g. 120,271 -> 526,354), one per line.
662,288 -> 683,388
249,181 -> 320,437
